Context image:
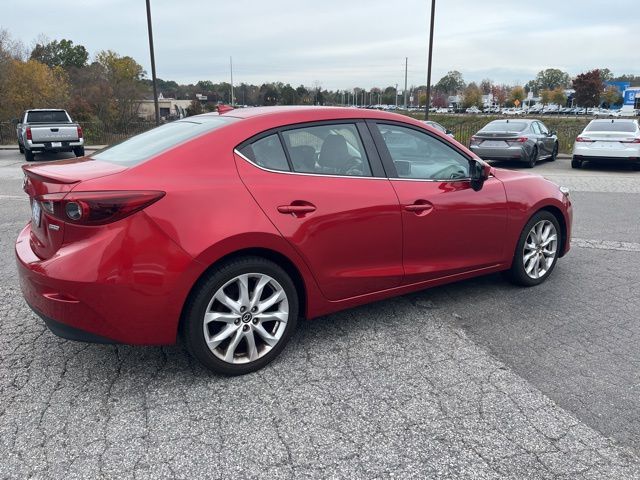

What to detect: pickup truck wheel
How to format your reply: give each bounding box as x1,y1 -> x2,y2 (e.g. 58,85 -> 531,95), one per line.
73,147 -> 85,157
18,144 -> 24,154
24,149 -> 35,162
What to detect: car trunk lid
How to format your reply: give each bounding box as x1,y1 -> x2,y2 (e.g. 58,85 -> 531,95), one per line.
22,158 -> 127,259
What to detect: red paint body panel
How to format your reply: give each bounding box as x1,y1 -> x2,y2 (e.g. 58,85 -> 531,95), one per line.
15,107 -> 572,345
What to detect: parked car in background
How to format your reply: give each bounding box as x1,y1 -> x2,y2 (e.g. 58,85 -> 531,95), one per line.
572,119 -> 640,169
465,106 -> 481,114
17,106 -> 572,375
422,120 -> 455,138
470,119 -> 559,168
17,109 -> 84,162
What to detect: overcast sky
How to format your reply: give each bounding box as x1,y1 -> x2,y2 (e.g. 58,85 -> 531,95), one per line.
3,0 -> 639,90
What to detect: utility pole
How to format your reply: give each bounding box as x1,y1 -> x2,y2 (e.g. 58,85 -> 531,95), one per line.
425,0 -> 436,120
395,83 -> 398,109
229,56 -> 234,106
404,57 -> 408,109
145,0 -> 160,126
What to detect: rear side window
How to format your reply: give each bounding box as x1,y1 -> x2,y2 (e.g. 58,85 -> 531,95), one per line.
281,123 -> 372,177
93,117 -> 236,166
26,111 -> 70,123
585,121 -> 637,133
238,134 -> 290,171
482,122 -> 527,133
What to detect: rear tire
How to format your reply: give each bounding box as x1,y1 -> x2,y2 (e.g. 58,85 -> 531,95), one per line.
24,149 -> 34,162
73,147 -> 85,157
182,256 -> 299,375
525,146 -> 537,168
506,210 -> 561,287
571,157 -> 582,169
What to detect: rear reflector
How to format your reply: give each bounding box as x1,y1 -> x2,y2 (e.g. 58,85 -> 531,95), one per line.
575,137 -> 594,142
35,191 -> 165,225
621,138 -> 640,144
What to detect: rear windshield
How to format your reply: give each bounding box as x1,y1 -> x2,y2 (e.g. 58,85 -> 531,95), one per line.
92,116 -> 237,166
481,122 -> 527,133
585,121 -> 637,133
26,111 -> 70,123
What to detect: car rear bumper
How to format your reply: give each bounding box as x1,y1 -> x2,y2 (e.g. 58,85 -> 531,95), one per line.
15,215 -> 197,345
26,139 -> 84,152
573,144 -> 640,160
470,145 -> 526,161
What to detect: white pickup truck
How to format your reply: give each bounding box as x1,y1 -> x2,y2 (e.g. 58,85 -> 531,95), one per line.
16,109 -> 85,162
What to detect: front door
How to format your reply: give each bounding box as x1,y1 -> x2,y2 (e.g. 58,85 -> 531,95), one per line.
369,121 -> 508,284
235,122 -> 403,301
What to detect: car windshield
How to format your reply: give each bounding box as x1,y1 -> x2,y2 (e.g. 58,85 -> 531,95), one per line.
26,111 -> 69,123
481,122 -> 527,133
585,122 -> 636,133
93,116 -> 237,166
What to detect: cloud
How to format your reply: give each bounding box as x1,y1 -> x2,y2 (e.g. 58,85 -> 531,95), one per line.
3,0 -> 639,89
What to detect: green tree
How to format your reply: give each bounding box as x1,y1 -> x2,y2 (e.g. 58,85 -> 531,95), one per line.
479,79 -> 493,95
534,68 -> 570,91
280,84 -> 297,105
435,71 -> 465,95
573,69 -> 603,107
30,39 -> 88,69
462,82 -> 482,108
599,68 -> 614,82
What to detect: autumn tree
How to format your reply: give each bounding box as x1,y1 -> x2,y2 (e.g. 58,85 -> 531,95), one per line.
510,86 -> 526,106
602,86 -> 622,107
95,50 -> 146,126
573,69 -> 603,107
551,87 -> 567,107
540,90 -> 552,106
3,59 -> 70,119
30,39 -> 88,69
491,85 -> 509,107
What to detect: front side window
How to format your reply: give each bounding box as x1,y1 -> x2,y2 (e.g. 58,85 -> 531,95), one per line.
238,134 -> 290,171
538,122 -> 549,134
531,122 -> 541,134
376,124 -> 469,180
281,124 -> 372,177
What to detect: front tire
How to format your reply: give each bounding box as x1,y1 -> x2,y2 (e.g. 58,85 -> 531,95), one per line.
506,211 -> 561,287
549,142 -> 558,161
18,144 -> 24,154
182,256 -> 299,375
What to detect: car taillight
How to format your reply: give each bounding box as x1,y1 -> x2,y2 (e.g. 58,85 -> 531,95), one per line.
620,138 -> 640,143
77,126 -> 83,138
506,137 -> 527,145
35,191 -> 165,225
26,127 -> 32,141
575,136 -> 593,142
469,136 -> 481,146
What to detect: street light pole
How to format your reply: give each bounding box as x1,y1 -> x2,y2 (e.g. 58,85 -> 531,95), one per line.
230,56 -> 234,106
145,0 -> 160,126
425,0 -> 436,120
404,57 -> 408,109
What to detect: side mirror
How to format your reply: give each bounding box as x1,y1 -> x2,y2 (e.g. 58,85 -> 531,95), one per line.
470,159 -> 491,191
446,129 -> 453,135
550,130 -> 557,136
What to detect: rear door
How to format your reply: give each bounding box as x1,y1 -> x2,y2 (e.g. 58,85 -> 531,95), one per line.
369,121 -> 508,284
235,121 -> 403,301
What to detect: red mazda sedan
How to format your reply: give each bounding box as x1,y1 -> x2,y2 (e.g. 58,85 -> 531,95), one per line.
17,107 -> 572,374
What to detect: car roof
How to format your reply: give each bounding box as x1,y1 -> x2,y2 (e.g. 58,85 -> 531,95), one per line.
198,106 -> 424,123
490,119 -> 534,123
589,119 -> 636,123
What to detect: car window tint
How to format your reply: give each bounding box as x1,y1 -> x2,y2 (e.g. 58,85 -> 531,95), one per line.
281,124 -> 372,177
94,116 -> 237,166
482,122 -> 527,133
376,124 -> 469,180
538,122 -> 549,134
26,111 -> 70,123
239,134 -> 290,171
531,122 -> 541,134
585,121 -> 636,133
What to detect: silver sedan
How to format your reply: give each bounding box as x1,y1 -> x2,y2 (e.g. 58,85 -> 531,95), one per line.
469,119 -> 559,168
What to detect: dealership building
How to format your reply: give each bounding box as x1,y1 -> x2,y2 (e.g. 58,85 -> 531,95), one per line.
621,86 -> 640,113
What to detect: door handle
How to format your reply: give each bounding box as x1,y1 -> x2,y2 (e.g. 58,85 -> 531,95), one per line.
277,203 -> 317,215
403,201 -> 433,214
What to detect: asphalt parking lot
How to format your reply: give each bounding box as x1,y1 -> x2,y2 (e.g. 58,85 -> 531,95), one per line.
1,150 -> 639,479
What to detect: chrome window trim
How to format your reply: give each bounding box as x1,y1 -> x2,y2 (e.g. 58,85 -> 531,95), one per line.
233,149 -> 385,181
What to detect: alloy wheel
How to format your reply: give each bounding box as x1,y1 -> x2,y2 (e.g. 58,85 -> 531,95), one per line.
523,220 -> 558,279
203,273 -> 289,364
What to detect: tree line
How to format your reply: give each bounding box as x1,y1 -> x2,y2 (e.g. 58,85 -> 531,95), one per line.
1,29 -> 638,130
